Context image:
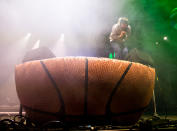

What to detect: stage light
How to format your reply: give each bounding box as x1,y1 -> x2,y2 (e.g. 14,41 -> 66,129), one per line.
163,36 -> 168,41
32,40 -> 40,50
52,33 -> 66,57
109,52 -> 116,59
24,33 -> 31,39
109,53 -> 112,59
60,33 -> 65,42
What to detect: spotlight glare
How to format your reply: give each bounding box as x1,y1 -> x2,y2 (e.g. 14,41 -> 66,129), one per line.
32,40 -> 40,50
163,36 -> 168,41
60,33 -> 65,42
25,33 -> 31,39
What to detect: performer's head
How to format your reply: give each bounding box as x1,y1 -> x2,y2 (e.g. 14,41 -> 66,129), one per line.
118,17 -> 129,31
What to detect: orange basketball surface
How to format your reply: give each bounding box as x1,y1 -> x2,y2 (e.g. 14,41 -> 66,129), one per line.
15,57 -> 155,125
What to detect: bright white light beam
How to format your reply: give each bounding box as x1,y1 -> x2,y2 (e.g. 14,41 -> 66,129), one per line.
24,33 -> 31,40
32,40 -> 40,49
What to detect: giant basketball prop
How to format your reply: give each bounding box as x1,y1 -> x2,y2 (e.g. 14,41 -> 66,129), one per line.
15,57 -> 155,125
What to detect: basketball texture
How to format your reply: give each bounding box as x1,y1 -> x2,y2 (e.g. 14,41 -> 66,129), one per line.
15,57 -> 155,125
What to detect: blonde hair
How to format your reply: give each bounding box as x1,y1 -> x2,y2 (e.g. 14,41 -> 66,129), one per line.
117,17 -> 128,25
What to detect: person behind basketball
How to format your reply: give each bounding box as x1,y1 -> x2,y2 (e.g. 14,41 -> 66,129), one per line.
109,17 -> 131,59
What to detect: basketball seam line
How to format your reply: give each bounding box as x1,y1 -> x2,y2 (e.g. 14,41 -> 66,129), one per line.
40,61 -> 65,116
84,58 -> 88,116
106,62 -> 133,115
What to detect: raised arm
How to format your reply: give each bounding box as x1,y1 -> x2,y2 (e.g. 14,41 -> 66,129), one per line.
109,25 -> 126,43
